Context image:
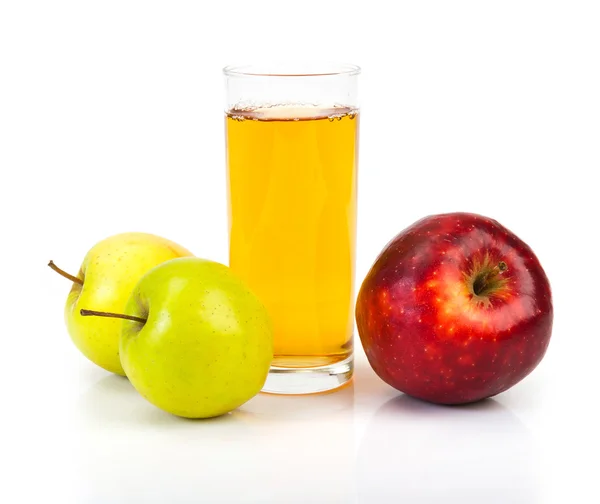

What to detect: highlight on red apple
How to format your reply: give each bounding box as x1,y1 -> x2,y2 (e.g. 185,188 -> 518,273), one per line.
355,212 -> 553,405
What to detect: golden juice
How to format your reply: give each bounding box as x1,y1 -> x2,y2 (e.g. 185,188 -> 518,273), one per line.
226,106 -> 358,367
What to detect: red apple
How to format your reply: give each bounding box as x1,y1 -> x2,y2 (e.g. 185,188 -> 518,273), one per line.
356,212 -> 553,404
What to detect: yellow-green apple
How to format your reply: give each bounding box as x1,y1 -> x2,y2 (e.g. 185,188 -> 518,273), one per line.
83,257 -> 274,418
49,232 -> 192,375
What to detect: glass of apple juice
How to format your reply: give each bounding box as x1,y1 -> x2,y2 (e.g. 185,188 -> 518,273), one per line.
223,63 -> 360,394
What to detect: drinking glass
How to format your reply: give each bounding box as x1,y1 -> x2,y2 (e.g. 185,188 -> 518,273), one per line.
224,63 -> 360,394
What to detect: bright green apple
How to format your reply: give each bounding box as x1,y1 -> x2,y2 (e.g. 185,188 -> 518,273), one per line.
52,232 -> 192,375
118,257 -> 273,418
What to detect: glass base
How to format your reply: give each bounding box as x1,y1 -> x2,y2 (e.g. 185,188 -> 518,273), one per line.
261,355 -> 353,395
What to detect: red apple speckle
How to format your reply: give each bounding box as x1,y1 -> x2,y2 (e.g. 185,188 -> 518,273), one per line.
356,212 -> 553,404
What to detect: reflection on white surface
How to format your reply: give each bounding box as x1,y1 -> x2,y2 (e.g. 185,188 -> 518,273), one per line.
357,394 -> 537,504
73,360 -> 538,503
76,374 -> 355,503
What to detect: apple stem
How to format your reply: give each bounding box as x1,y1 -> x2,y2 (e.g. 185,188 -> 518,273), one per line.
48,260 -> 83,285
496,261 -> 508,273
80,309 -> 147,324
472,261 -> 509,297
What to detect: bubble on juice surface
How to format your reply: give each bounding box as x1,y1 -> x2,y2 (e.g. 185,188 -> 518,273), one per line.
228,104 -> 358,121
328,112 -> 345,122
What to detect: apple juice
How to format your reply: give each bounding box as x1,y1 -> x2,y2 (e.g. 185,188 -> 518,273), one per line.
226,105 -> 358,367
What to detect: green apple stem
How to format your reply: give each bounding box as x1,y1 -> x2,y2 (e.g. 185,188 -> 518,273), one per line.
48,260 -> 83,285
80,309 -> 147,324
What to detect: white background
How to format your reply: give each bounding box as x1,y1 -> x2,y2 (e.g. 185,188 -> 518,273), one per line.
1,1 -> 599,502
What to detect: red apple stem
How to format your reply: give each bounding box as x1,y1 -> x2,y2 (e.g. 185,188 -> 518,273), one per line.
48,260 -> 83,285
472,261 -> 509,297
484,261 -> 509,282
80,309 -> 147,324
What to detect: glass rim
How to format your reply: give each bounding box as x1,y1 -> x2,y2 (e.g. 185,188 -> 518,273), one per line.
223,62 -> 361,78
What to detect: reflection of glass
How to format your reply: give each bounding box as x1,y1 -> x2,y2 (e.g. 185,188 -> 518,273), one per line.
224,64 -> 360,394
243,383 -> 355,502
358,395 -> 537,503
75,375 -> 355,503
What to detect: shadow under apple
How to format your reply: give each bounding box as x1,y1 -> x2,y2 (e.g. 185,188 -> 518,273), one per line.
357,394 -> 538,504
76,374 -> 248,429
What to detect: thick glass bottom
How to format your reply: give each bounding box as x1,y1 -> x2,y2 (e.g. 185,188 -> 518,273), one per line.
261,355 -> 353,395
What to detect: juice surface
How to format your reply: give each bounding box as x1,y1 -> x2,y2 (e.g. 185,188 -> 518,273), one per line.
226,106 -> 358,367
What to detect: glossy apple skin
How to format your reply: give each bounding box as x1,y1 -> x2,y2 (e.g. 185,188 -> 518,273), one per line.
356,213 -> 553,404
120,258 -> 273,418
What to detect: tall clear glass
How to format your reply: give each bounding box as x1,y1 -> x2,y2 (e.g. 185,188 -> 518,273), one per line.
224,63 -> 360,394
